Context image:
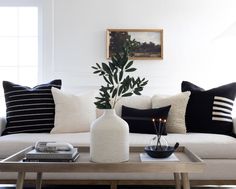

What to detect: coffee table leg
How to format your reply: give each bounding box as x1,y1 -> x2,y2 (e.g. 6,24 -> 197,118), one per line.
181,173 -> 190,189
110,181 -> 117,189
16,172 -> 25,189
174,173 -> 181,189
36,172 -> 43,189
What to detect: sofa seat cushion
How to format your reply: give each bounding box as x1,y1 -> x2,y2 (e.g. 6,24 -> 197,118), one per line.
128,133 -> 236,159
164,133 -> 236,159
0,133 -> 236,159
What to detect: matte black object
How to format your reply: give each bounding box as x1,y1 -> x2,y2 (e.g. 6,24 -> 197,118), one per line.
144,142 -> 179,158
181,81 -> 236,136
2,80 -> 62,135
121,105 -> 171,134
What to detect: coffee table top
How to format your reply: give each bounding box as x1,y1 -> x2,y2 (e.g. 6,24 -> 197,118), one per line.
0,146 -> 205,173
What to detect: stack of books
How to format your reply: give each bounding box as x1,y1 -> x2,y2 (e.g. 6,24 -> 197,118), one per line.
24,148 -> 79,162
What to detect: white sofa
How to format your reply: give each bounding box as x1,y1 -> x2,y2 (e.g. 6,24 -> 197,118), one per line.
0,95 -> 236,186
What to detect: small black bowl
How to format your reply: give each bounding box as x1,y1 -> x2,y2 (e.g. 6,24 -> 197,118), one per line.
144,142 -> 179,158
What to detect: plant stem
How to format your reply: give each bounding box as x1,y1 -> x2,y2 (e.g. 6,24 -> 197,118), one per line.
112,83 -> 120,109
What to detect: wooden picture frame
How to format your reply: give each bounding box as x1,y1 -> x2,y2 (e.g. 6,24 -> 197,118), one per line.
106,29 -> 163,60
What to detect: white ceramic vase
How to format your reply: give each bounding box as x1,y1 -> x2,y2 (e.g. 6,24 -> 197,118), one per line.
90,109 -> 129,163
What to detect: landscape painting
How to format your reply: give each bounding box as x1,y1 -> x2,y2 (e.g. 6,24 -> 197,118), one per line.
107,29 -> 163,60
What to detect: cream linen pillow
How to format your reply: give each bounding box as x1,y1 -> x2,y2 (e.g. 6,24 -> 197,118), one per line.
50,87 -> 96,133
96,95 -> 152,118
152,91 -> 191,133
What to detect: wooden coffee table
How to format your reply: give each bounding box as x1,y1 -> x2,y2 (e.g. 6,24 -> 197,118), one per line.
0,146 -> 204,189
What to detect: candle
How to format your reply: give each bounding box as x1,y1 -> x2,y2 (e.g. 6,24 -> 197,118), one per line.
161,119 -> 166,135
158,118 -> 162,135
152,118 -> 158,137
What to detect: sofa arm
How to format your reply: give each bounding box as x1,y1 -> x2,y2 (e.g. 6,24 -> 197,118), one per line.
0,117 -> 6,135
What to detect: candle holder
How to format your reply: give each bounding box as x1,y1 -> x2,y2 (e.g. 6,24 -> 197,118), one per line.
144,118 -> 179,158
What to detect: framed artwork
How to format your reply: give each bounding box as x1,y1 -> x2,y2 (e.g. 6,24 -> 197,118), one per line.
106,29 -> 163,60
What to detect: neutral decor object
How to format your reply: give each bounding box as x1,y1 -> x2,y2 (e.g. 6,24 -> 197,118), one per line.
90,109 -> 129,163
152,92 -> 191,133
181,81 -> 236,135
91,46 -> 148,163
144,117 -> 179,158
50,87 -> 96,133
107,29 -> 163,60
2,80 -> 62,135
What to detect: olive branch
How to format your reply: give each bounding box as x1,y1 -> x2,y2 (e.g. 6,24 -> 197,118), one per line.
92,46 -> 148,109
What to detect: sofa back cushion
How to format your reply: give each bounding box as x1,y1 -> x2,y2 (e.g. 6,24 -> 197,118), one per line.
50,87 -> 96,133
121,105 -> 171,134
2,80 -> 61,135
96,95 -> 152,118
152,92 -> 191,133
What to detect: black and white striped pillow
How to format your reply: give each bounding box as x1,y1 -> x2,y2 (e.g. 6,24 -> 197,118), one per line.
181,81 -> 236,136
2,80 -> 62,135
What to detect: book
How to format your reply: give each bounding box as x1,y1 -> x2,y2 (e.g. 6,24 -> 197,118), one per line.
140,153 -> 179,162
26,148 -> 78,160
23,152 -> 80,162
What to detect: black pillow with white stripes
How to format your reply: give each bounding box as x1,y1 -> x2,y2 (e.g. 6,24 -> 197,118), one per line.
2,80 -> 62,135
181,81 -> 236,136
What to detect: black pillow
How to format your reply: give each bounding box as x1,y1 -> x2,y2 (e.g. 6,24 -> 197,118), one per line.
2,80 -> 62,135
181,81 -> 236,136
121,105 -> 171,135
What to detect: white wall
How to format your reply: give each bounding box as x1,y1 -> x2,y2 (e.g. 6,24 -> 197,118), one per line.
42,0 -> 236,95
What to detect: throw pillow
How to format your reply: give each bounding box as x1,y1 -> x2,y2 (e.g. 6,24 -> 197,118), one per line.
121,105 -> 171,135
181,81 -> 236,135
152,92 -> 191,133
2,80 -> 62,135
50,87 -> 96,133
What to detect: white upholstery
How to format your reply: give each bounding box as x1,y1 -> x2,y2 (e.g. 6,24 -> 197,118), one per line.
0,132 -> 236,159
233,116 -> 236,134
0,116 -> 6,135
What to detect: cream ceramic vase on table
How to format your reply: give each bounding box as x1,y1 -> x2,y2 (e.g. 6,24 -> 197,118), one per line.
90,109 -> 129,163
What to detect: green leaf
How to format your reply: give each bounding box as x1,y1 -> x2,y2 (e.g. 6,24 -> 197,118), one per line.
140,80 -> 148,87
103,76 -> 111,84
93,70 -> 100,74
122,56 -> 128,68
111,56 -> 118,67
125,61 -> 133,69
119,70 -> 123,81
102,63 -> 111,74
99,71 -> 105,76
109,62 -> 115,72
109,86 -> 114,93
122,92 -> 133,97
91,66 -> 98,70
112,88 -> 118,98
126,68 -> 137,72
96,63 -> 101,68
108,75 -> 114,84
134,90 -> 141,95
114,69 -> 118,83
